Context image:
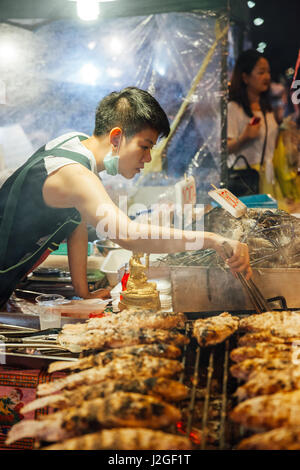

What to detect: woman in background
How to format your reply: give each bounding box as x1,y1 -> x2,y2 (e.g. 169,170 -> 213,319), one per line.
227,49 -> 279,196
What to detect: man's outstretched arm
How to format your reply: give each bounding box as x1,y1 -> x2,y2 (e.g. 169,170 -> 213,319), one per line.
43,163 -> 252,279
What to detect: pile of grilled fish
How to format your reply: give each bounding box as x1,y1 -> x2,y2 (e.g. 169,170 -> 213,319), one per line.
6,308 -> 192,450
5,308 -> 243,450
12,306 -> 300,450
162,207 -> 300,268
229,310 -> 300,450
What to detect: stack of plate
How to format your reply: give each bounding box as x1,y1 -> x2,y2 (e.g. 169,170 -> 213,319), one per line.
151,278 -> 172,311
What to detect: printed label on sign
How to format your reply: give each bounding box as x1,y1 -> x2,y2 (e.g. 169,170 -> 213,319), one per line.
208,188 -> 247,218
175,176 -> 196,209
219,189 -> 239,208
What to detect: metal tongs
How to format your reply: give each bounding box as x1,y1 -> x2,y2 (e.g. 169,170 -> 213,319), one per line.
0,324 -> 65,349
222,241 -> 270,313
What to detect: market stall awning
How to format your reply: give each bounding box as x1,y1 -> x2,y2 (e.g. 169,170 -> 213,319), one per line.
0,0 -> 248,23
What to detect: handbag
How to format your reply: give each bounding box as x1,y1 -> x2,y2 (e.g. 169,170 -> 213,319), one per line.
227,155 -> 260,196
227,113 -> 268,197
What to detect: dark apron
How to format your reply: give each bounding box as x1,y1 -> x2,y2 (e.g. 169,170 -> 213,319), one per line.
0,134 -> 93,308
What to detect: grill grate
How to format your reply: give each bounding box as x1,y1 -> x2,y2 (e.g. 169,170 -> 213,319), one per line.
177,320 -> 240,450
178,300 -> 294,449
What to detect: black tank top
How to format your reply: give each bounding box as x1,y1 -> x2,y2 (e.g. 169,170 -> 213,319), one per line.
0,134 -> 93,302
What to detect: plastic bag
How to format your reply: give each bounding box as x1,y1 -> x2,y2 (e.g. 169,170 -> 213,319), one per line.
273,131 -> 300,200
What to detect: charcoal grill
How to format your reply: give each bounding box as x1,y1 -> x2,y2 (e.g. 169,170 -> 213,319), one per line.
0,302 -> 296,450
175,305 -> 289,450
173,320 -> 239,449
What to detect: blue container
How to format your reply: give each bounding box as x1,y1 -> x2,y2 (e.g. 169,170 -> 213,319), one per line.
239,194 -> 278,208
210,193 -> 278,210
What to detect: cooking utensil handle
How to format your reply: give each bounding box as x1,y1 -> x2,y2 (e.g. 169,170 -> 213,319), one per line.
237,273 -> 263,314
222,241 -> 265,313
248,278 -> 270,311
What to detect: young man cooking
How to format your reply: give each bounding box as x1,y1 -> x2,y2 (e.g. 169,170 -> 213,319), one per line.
0,87 -> 252,309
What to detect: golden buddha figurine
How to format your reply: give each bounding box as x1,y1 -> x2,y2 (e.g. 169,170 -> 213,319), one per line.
119,252 -> 161,311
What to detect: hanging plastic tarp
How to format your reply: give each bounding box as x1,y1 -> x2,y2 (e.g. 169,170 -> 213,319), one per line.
0,10 -> 228,202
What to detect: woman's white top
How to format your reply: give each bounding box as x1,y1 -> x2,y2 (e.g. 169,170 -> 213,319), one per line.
227,101 -> 278,183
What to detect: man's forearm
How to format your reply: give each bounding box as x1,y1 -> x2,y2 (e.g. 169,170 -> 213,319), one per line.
67,222 -> 90,298
113,221 -> 224,254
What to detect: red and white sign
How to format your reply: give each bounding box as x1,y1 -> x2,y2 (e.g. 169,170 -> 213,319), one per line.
208,187 -> 247,218
175,175 -> 196,209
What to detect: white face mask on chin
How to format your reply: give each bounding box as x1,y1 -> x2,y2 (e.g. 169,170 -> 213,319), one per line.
103,150 -> 120,176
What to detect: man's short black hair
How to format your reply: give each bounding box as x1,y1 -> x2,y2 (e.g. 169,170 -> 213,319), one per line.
94,87 -> 170,139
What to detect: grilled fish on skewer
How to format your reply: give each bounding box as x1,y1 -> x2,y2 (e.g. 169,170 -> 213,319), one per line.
37,356 -> 183,396
48,343 -> 182,374
42,428 -> 192,450
237,427 -> 300,450
22,377 -> 189,414
62,310 -> 186,334
230,343 -> 293,363
87,309 -> 187,329
58,327 -> 189,352
230,358 -> 292,381
6,392 -> 181,445
192,312 -> 239,347
239,311 -> 300,338
234,366 -> 300,401
238,331 -> 300,347
230,390 -> 300,431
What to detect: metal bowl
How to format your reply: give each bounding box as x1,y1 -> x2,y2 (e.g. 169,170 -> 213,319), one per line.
93,239 -> 121,256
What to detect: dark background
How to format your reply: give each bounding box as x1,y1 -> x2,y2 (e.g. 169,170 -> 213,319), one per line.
0,0 -> 299,80
247,0 -> 300,81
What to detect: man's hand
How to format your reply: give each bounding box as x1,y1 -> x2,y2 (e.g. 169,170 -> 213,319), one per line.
84,288 -> 111,300
213,236 -> 252,280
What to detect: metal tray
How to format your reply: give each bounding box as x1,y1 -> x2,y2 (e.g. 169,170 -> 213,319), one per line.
170,266 -> 300,312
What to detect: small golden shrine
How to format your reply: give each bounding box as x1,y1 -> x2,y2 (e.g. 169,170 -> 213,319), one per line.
119,252 -> 161,311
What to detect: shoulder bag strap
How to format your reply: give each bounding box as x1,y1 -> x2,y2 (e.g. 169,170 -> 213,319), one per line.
260,112 -> 268,168
230,154 -> 252,170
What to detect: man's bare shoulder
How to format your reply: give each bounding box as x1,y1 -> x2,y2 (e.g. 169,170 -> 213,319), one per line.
42,163 -> 103,209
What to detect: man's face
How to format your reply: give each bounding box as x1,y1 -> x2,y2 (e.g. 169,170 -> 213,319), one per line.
118,127 -> 159,179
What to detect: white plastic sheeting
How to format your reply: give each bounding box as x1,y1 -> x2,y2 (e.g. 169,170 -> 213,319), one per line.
0,11 -> 229,202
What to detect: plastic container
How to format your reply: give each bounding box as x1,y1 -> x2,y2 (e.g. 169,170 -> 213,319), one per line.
101,249 -> 132,287
47,298 -> 111,319
239,194 -> 278,208
36,294 -> 66,329
35,295 -> 111,321
210,193 -> 278,210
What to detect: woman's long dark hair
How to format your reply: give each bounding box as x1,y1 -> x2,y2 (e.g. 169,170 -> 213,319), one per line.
229,49 -> 272,117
